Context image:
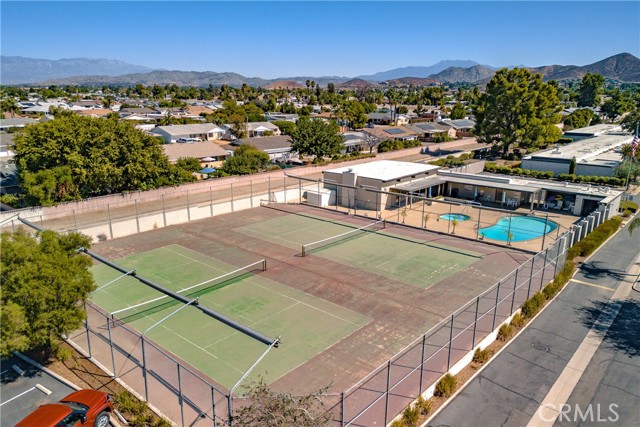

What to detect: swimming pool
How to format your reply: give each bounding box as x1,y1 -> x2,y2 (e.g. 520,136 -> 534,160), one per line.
479,216 -> 558,242
440,213 -> 471,221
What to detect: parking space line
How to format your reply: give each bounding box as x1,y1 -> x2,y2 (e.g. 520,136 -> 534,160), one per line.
1,384 -> 49,407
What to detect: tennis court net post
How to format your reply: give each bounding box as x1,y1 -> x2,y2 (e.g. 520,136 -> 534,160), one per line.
301,219 -> 386,257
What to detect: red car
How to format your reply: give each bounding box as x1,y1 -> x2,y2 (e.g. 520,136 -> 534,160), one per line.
15,389 -> 112,427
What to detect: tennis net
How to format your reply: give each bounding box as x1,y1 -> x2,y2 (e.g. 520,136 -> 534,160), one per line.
108,259 -> 267,325
301,219 -> 386,257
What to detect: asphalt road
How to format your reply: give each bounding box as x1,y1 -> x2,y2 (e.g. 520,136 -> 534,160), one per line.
428,219 -> 640,427
1,355 -> 75,426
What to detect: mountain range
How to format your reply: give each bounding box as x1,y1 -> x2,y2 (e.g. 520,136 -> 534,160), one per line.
2,53 -> 638,87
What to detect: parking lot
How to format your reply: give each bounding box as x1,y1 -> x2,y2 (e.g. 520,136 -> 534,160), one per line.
1,355 -> 75,426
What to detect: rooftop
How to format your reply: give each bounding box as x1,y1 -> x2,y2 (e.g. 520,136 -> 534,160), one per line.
524,133 -> 633,163
162,140 -> 229,162
324,160 -> 439,182
153,123 -> 224,136
563,124 -> 622,137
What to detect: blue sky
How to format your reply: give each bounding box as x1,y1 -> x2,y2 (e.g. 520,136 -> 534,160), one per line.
2,1 -> 639,78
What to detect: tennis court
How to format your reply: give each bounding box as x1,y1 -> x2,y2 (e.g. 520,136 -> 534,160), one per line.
236,212 -> 483,288
89,244 -> 369,389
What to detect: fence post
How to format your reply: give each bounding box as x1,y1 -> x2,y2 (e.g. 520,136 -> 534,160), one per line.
492,282 -> 500,330
540,214 -> 549,251
268,176 -> 272,202
510,268 -> 519,315
421,199 -> 425,228
107,204 -> 114,239
299,179 -> 302,202
228,394 -> 233,426
527,256 -> 535,299
177,364 -> 185,427
384,360 -> 391,425
539,248 -> 549,290
447,204 -> 452,234
211,387 -> 217,427
476,208 -> 482,239
186,190 -> 191,222
161,194 -> 167,226
141,337 -> 149,401
250,180 -> 254,208
419,334 -> 426,393
283,176 -> 287,203
106,320 -> 116,378
40,215 -> 44,229
341,392 -> 345,427
134,200 -> 140,233
231,183 -> 235,212
553,238 -> 563,277
472,296 -> 480,347
73,209 -> 78,231
447,314 -> 454,370
209,187 -> 214,217
84,304 -> 92,358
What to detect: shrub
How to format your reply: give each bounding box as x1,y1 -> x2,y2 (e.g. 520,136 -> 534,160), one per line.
55,346 -> 73,363
621,200 -> 639,213
521,292 -> 546,318
129,414 -> 154,427
473,347 -> 491,364
152,419 -> 173,427
497,323 -> 513,341
390,420 -> 406,427
402,405 -> 420,427
510,313 -> 525,328
434,373 -> 457,397
114,391 -> 148,416
415,395 -> 431,415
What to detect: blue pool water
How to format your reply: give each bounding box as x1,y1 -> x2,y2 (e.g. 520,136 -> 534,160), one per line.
440,213 -> 471,221
479,216 -> 558,242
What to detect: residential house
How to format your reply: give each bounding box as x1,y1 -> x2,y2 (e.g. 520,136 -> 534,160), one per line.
438,119 -> 476,137
162,141 -> 229,168
0,117 -> 39,131
363,126 -> 418,142
246,122 -> 281,138
405,123 -> 456,141
265,112 -> 299,122
230,135 -> 294,161
342,131 -> 369,153
153,123 -> 226,143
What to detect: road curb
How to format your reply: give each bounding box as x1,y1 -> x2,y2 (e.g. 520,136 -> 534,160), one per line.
13,351 -> 81,392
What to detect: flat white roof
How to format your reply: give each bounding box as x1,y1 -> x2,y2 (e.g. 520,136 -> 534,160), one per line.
324,160 -> 439,181
525,133 -> 632,162
563,124 -> 621,137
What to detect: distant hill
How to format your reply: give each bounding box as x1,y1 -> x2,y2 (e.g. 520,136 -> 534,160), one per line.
1,56 -> 153,85
531,52 -> 640,82
264,80 -> 305,89
336,78 -> 379,90
386,77 -> 440,87
357,60 -> 483,81
38,70 -> 270,87
430,65 -> 496,83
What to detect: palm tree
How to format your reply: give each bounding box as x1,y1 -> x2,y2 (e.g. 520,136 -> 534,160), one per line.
451,218 -> 458,234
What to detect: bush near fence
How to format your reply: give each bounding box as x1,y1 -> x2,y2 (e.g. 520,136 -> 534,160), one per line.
567,217 -> 622,260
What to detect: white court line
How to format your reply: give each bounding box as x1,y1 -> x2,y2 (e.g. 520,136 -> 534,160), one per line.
161,246 -> 228,274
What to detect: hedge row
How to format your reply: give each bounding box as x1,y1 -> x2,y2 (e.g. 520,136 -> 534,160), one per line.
484,163 -> 624,187
484,163 -> 554,179
556,174 -> 624,186
377,139 -> 422,152
567,217 -> 622,260
621,200 -> 639,213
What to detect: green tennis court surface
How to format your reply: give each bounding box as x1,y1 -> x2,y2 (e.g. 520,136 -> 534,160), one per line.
236,213 -> 483,288
90,244 -> 369,389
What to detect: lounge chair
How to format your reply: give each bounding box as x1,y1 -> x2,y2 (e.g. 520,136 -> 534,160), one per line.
562,202 -> 575,212
552,200 -> 563,210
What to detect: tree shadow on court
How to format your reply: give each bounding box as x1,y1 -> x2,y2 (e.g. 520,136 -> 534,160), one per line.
575,298 -> 640,357
578,260 -> 631,282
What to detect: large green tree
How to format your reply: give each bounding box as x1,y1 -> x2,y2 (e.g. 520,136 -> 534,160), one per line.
577,73 -> 605,107
1,229 -> 95,356
291,118 -> 344,158
14,115 -> 176,202
473,68 -> 562,156
601,89 -> 635,121
222,145 -> 270,175
564,108 -> 596,130
450,102 -> 467,120
13,113 -> 189,206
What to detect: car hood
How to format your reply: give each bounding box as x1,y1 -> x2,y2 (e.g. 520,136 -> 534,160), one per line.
60,389 -> 106,407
